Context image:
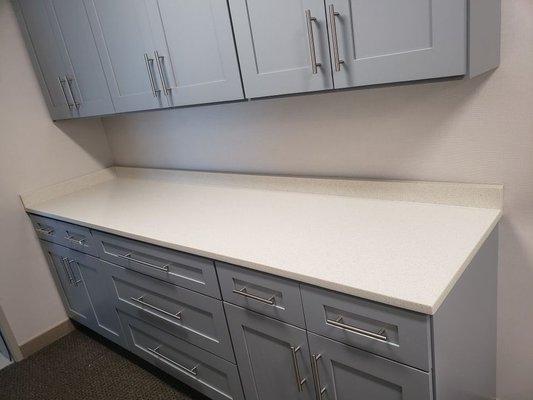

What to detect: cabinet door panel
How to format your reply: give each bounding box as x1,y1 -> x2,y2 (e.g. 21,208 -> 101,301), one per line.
147,0 -> 243,107
40,241 -> 95,325
48,0 -> 114,117
84,0 -> 166,112
308,333 -> 432,400
229,0 -> 332,98
16,0 -> 73,120
329,0 -> 466,88
225,303 -> 316,400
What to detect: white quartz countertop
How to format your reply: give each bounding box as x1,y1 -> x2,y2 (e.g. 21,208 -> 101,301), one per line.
22,167 -> 503,315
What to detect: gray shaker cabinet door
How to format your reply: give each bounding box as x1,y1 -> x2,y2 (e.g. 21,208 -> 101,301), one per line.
47,0 -> 114,117
224,303 -> 316,400
84,0 -> 167,113
329,0 -> 467,88
146,0 -> 244,107
228,0 -> 333,98
15,0 -> 73,120
308,333 -> 432,400
40,241 -> 95,327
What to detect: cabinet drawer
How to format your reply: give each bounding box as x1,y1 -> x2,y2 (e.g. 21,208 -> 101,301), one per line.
93,231 -> 220,298
301,285 -> 431,371
105,261 -> 234,362
217,262 -> 305,328
119,312 -> 245,400
308,333 -> 432,400
30,214 -> 97,256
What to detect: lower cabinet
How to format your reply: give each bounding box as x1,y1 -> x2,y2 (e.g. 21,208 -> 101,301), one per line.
307,333 -> 432,400
119,311 -> 245,400
224,303 -> 316,400
40,241 -> 124,346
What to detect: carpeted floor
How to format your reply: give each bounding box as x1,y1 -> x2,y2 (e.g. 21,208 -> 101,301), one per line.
0,327 -> 209,400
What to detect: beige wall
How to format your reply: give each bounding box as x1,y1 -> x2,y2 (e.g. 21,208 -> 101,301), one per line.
0,0 -> 113,346
103,1 -> 533,399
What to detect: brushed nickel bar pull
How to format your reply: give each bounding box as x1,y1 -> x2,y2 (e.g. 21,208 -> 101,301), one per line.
311,354 -> 326,399
290,346 -> 307,392
155,51 -> 171,95
130,295 -> 182,321
67,259 -> 82,286
328,4 -> 344,72
64,234 -> 87,246
36,226 -> 54,236
327,316 -> 388,342
148,346 -> 199,376
305,9 -> 321,74
102,246 -> 170,272
65,77 -> 81,109
58,77 -> 74,110
61,257 -> 74,285
144,53 -> 160,97
232,287 -> 276,305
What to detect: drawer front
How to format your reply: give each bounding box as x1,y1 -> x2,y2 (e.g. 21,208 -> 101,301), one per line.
308,333 -> 432,400
30,214 -> 64,244
217,262 -> 305,328
301,285 -> 431,371
60,221 -> 98,256
93,231 -> 220,298
119,312 -> 245,400
105,261 -> 234,362
30,214 -> 97,256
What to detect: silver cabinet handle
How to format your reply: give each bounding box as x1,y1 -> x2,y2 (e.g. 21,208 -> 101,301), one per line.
232,287 -> 276,305
102,245 -> 170,272
290,345 -> 307,392
130,295 -> 182,321
328,4 -> 344,72
311,354 -> 326,399
148,346 -> 199,376
64,234 -> 87,246
58,77 -> 74,110
65,77 -> 81,109
305,10 -> 321,74
36,226 -> 54,236
61,257 -> 74,285
155,51 -> 171,95
144,53 -> 160,97
67,259 -> 82,286
327,316 -> 388,342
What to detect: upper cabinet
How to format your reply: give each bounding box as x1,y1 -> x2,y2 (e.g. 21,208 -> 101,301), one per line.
14,0 -> 501,120
228,0 -> 333,98
328,0 -> 467,89
14,0 -> 114,119
84,0 -> 243,114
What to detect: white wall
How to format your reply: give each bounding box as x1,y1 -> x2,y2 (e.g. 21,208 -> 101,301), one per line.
103,1 -> 533,399
0,0 -> 113,346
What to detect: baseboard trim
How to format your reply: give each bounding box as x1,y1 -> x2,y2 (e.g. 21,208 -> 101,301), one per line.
20,319 -> 75,359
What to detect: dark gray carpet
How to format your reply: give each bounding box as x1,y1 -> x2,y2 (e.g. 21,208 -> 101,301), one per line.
0,327 -> 209,400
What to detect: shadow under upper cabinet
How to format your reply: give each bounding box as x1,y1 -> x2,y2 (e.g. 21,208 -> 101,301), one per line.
13,0 -> 500,121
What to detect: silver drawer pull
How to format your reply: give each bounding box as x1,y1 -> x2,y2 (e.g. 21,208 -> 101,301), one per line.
155,51 -> 171,95
65,76 -> 81,110
67,259 -> 82,286
61,257 -> 74,285
148,346 -> 199,376
36,227 -> 54,236
290,346 -> 307,392
311,354 -> 326,399
144,53 -> 160,97
58,77 -> 75,109
327,316 -> 388,342
103,246 -> 170,272
305,9 -> 321,74
328,4 -> 344,72
130,295 -> 182,321
233,287 -> 276,305
65,235 -> 87,246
